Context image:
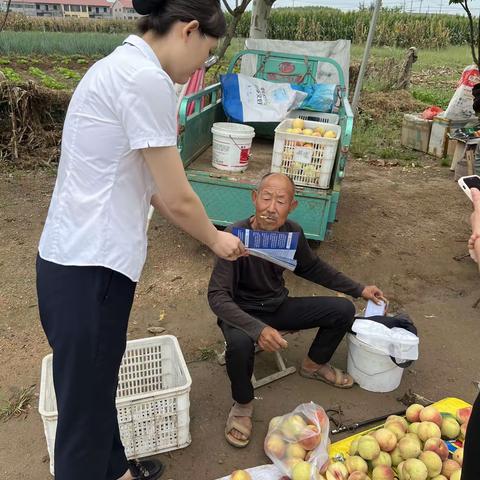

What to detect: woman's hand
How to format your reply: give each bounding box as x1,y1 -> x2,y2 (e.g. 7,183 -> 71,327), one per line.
209,231 -> 247,261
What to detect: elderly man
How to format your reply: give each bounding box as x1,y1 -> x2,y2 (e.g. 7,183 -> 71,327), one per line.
208,172 -> 385,448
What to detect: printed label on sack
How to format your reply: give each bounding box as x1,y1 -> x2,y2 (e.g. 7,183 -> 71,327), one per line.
293,146 -> 313,164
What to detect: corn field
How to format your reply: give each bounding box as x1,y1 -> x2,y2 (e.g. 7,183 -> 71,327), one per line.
1,8 -> 475,48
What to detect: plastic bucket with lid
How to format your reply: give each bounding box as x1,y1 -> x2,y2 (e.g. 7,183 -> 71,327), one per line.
211,122 -> 255,172
346,333 -> 406,392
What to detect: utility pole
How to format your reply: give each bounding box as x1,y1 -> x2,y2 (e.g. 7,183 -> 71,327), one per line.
410,0 -> 413,13
419,0 -> 423,13
439,0 -> 443,14
352,0 -> 382,114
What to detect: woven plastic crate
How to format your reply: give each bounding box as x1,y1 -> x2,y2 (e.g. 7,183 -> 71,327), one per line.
39,335 -> 192,475
271,118 -> 341,189
287,109 -> 339,125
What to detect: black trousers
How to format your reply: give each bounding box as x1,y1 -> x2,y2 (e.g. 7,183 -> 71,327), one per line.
36,255 -> 136,480
218,296 -> 356,404
461,392 -> 480,480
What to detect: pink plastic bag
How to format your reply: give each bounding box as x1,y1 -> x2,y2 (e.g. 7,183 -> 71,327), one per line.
421,106 -> 443,120
264,402 -> 330,479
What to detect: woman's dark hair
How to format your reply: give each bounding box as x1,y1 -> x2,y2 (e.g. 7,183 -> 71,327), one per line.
134,0 -> 226,39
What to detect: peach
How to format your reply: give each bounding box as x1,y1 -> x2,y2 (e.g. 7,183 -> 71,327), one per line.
419,406 -> 443,428
286,443 -> 307,459
265,433 -> 286,458
358,435 -> 380,460
285,457 -> 304,471
390,446 -> 403,466
419,451 -> 442,477
406,404 -> 424,423
450,470 -> 461,480
441,459 -> 461,479
349,438 -> 359,456
299,425 -> 321,450
402,458 -> 428,480
397,461 -> 406,480
269,416 -> 282,432
292,461 -> 313,480
313,408 -> 329,428
372,465 -> 394,480
326,461 -> 349,480
456,407 -> 472,425
431,477 -> 448,480
399,436 -> 421,459
374,428 -> 397,452
452,447 -> 463,466
347,473 -> 369,480
408,422 -> 420,435
345,456 -> 368,474
231,471 -> 252,480
281,415 -> 308,440
385,421 -> 407,441
441,417 -> 460,440
371,452 -> 392,468
417,421 -> 441,442
424,438 -> 449,461
386,415 -> 409,430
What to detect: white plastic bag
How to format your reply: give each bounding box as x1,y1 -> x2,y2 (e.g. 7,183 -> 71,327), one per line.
221,73 -> 307,123
351,319 -> 419,361
264,402 -> 330,479
445,64 -> 480,120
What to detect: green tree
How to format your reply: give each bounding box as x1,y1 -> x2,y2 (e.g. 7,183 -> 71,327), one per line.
450,0 -> 480,67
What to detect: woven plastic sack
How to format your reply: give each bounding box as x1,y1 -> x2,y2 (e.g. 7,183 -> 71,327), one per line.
264,402 -> 330,479
445,65 -> 480,120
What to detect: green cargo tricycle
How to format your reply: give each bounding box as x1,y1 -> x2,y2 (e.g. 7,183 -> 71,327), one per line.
177,49 -> 353,241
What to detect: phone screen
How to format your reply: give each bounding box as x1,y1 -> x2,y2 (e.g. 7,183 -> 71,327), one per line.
464,176 -> 480,190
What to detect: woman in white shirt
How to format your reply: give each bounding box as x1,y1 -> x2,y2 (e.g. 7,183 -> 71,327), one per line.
36,1 -> 244,479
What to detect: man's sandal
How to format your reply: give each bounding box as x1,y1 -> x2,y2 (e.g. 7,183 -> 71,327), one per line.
299,364 -> 354,389
225,402 -> 253,448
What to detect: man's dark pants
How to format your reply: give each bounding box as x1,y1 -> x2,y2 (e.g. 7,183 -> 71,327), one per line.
218,296 -> 356,404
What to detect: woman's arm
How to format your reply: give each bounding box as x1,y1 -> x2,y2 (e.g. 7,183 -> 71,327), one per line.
143,146 -> 245,260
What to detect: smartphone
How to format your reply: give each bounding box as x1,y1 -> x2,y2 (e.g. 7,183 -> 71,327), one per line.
458,175 -> 480,201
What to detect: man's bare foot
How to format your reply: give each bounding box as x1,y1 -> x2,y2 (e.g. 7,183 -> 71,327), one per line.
229,414 -> 252,441
301,357 -> 351,385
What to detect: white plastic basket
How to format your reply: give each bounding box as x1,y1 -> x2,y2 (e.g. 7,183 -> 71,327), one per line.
287,109 -> 339,125
271,118 -> 341,189
39,335 -> 192,475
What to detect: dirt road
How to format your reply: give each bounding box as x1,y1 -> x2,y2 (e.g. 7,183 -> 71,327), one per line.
0,158 -> 478,479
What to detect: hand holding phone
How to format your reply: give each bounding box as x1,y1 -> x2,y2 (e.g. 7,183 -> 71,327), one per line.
458,175 -> 480,201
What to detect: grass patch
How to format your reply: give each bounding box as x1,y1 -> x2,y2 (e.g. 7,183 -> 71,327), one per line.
0,31 -> 125,56
0,385 -> 35,422
1,67 -> 22,82
196,346 -> 218,362
411,87 -> 452,110
351,112 -> 422,164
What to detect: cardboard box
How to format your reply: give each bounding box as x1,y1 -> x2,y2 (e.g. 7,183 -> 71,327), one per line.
401,114 -> 432,153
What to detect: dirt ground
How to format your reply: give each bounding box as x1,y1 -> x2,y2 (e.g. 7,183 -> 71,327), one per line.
0,157 -> 479,480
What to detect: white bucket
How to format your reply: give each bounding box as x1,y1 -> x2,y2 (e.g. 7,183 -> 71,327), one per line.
346,333 -> 405,393
211,122 -> 255,172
